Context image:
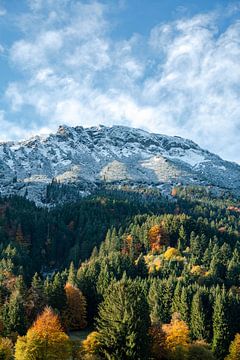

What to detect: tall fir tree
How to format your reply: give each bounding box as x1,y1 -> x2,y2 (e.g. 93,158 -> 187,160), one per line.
190,290 -> 207,341
97,277 -> 150,360
212,288 -> 231,359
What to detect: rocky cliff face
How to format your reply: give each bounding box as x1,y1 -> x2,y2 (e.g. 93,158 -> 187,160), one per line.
0,124 -> 239,204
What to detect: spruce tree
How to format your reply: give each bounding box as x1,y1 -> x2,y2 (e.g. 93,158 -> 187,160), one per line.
2,290 -> 27,336
190,290 -> 207,340
97,277 -> 150,360
148,279 -> 162,324
180,286 -> 190,324
171,281 -> 182,315
26,273 -> 46,324
212,288 -> 231,359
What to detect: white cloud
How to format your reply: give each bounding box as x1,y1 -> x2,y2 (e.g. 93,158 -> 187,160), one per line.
141,13 -> 240,162
11,31 -> 63,70
3,2 -> 240,163
0,6 -> 6,16
0,110 -> 40,141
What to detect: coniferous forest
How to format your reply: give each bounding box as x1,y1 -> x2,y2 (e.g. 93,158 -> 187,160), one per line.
0,185 -> 240,359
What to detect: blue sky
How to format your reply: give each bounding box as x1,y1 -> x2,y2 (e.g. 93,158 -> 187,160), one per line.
0,0 -> 240,163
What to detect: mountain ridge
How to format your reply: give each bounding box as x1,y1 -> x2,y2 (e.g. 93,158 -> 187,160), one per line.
0,124 -> 239,204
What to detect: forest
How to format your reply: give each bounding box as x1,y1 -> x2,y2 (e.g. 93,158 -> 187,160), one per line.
0,185 -> 239,359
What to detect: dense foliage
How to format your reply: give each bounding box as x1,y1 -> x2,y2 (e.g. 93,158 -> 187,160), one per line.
0,185 -> 239,359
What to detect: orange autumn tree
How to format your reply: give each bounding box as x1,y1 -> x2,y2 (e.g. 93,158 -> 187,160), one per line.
122,234 -> 142,258
15,307 -> 71,360
64,282 -> 87,330
148,223 -> 169,253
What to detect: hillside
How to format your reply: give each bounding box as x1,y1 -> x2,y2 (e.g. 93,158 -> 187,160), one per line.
0,125 -> 239,204
0,186 -> 239,359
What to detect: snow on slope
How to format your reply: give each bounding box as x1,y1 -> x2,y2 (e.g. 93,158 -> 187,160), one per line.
0,124 -> 239,204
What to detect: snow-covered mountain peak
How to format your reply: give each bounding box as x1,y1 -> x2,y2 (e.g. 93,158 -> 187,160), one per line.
0,124 -> 239,204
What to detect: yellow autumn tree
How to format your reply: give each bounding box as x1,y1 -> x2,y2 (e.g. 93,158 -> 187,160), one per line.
82,331 -> 101,355
64,282 -> 87,330
0,337 -> 14,360
225,333 -> 240,360
15,307 -> 71,360
164,247 -> 180,261
162,313 -> 190,360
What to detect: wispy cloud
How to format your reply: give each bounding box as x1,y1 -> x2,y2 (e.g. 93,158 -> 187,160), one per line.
0,7 -> 6,16
2,1 -> 240,163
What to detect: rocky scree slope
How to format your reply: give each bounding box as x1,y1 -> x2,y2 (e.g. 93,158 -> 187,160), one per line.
0,125 -> 239,204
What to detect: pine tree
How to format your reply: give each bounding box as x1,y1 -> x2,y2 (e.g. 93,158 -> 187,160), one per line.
47,273 -> 67,313
178,225 -> 187,251
212,288 -> 231,359
227,249 -> 240,285
97,277 -> 150,360
148,279 -> 173,324
96,263 -> 114,298
26,273 -> 46,324
190,290 -> 207,341
172,282 -> 182,314
148,279 -> 162,324
2,290 -> 27,336
179,286 -> 190,324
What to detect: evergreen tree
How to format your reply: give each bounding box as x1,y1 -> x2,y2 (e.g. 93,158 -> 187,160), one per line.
97,277 -> 150,360
178,225 -> 187,251
212,288 -> 231,359
47,273 -> 67,313
171,281 -> 182,314
26,273 -> 46,324
180,286 -> 190,324
190,290 -> 207,341
1,290 -> 27,336
96,263 -> 114,298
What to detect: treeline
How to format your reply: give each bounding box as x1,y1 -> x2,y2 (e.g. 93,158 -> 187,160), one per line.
0,185 -> 239,358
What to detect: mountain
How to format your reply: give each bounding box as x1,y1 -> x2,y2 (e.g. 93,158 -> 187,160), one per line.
0,124 -> 239,204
